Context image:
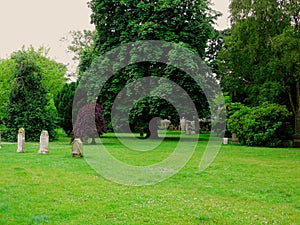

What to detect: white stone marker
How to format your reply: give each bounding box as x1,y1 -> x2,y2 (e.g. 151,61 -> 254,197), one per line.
17,128 -> 25,153
223,138 -> 228,144
38,130 -> 49,154
185,120 -> 191,135
180,117 -> 186,131
190,120 -> 196,134
160,119 -> 171,129
72,138 -> 83,157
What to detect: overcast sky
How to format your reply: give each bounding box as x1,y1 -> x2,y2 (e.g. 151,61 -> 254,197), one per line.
0,0 -> 230,69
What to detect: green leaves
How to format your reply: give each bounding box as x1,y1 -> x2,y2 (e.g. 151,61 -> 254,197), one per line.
0,46 -> 66,124
54,82 -> 77,136
219,0 -> 300,134
228,103 -> 293,147
3,51 -> 58,141
80,0 -> 216,132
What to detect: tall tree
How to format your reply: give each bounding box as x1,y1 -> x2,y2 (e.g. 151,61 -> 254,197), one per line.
3,51 -> 58,141
79,0 -> 218,136
0,47 -> 67,123
272,26 -> 300,134
218,0 -> 300,134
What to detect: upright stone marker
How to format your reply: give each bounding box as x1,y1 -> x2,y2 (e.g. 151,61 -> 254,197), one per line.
231,132 -> 239,144
38,130 -> 49,154
180,117 -> 186,131
223,137 -> 228,144
72,138 -> 83,157
185,120 -> 191,135
17,128 -> 25,153
160,119 -> 171,129
190,120 -> 196,134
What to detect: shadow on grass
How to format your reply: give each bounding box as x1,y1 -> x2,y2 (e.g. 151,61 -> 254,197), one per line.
96,132 -> 214,143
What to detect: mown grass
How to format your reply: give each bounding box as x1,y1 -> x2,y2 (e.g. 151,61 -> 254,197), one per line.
0,131 -> 299,224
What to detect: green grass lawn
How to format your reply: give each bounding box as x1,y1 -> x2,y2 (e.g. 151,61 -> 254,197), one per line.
0,131 -> 299,224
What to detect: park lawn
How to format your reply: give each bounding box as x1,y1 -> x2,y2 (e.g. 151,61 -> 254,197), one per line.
0,132 -> 299,225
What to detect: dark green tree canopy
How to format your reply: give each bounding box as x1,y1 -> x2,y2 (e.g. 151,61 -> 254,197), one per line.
55,82 -> 77,136
78,0 -> 218,135
88,0 -> 216,56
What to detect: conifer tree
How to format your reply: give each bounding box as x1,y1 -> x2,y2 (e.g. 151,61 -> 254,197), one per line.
4,51 -> 57,141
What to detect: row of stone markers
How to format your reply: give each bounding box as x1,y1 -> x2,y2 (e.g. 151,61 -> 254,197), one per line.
16,128 -> 83,157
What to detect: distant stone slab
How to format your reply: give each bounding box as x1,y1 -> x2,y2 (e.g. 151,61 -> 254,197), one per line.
17,128 -> 25,153
231,133 -> 239,144
160,119 -> 171,129
38,130 -> 49,154
72,138 -> 83,157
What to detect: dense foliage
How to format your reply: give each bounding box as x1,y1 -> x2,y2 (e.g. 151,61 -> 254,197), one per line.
227,103 -> 293,147
0,59 -> 16,122
218,0 -> 300,134
0,47 -> 66,123
78,0 -> 218,136
54,82 -> 77,136
3,51 -> 58,141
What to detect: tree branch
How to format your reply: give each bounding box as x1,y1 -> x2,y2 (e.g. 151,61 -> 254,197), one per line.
297,80 -> 300,113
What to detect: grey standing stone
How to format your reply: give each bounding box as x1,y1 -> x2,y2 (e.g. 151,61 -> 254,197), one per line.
180,117 -> 186,131
231,132 -> 239,144
38,130 -> 49,154
17,128 -> 25,153
185,120 -> 191,135
190,120 -> 196,134
72,138 -> 83,157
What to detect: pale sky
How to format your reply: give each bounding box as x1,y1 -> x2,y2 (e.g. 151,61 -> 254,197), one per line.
0,0 -> 230,70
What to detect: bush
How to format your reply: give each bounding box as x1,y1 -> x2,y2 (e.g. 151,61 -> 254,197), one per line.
228,103 -> 293,147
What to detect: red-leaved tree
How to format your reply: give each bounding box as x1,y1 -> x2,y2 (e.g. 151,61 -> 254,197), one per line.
72,103 -> 106,144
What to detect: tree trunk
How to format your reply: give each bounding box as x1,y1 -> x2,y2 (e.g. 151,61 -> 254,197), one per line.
295,111 -> 300,135
293,80 -> 300,147
91,137 -> 97,145
145,128 -> 159,139
293,112 -> 300,147
296,80 -> 300,134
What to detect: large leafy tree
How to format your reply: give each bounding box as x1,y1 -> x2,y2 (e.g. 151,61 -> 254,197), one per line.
79,0 -> 218,136
0,46 -> 67,123
272,26 -> 300,134
3,51 -> 58,141
218,0 -> 300,134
